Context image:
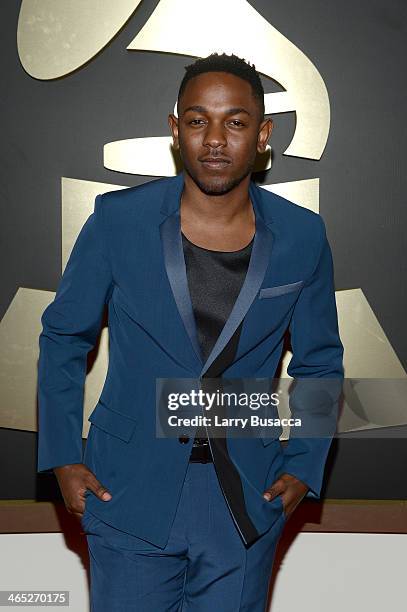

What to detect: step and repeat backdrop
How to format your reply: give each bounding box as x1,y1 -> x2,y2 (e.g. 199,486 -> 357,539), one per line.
1,0 -> 406,501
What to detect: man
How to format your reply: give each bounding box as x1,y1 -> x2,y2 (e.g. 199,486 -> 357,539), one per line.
37,53 -> 344,611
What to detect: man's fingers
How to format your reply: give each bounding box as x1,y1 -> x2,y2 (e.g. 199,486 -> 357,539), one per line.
263,479 -> 286,500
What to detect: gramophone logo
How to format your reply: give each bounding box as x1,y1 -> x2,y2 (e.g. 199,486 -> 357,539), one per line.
0,0 -> 404,437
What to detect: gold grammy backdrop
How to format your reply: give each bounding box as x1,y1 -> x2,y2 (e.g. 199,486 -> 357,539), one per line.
1,0 -> 404,440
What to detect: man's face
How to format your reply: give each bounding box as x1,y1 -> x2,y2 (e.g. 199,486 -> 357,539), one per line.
169,71 -> 272,195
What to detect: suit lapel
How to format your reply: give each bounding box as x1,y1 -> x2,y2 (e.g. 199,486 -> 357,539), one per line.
160,211 -> 203,365
159,173 -> 274,377
159,173 -> 203,366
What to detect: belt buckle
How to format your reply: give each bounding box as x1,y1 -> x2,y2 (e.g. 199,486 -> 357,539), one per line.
190,441 -> 212,463
192,436 -> 208,447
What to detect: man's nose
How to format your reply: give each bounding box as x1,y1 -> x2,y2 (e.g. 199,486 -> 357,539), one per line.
203,123 -> 227,149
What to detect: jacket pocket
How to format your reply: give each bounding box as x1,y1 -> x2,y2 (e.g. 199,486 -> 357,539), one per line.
259,280 -> 304,299
88,401 -> 138,443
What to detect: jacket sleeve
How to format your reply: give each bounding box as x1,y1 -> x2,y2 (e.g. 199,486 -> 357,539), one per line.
280,215 -> 344,498
37,194 -> 113,473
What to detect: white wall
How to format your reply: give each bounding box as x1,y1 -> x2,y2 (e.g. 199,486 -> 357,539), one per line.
0,533 -> 89,611
0,532 -> 405,611
269,533 -> 406,611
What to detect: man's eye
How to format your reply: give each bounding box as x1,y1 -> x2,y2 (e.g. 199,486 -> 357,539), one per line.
189,119 -> 205,125
229,119 -> 244,127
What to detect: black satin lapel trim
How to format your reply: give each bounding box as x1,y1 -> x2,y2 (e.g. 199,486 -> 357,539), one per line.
160,213 -> 203,366
200,217 -> 273,377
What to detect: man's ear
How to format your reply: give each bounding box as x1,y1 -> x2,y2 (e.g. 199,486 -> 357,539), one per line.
168,114 -> 179,150
257,117 -> 273,153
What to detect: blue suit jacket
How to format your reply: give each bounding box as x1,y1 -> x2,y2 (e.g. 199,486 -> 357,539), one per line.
37,172 -> 344,547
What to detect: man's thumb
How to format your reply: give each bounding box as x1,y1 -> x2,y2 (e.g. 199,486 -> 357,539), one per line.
263,479 -> 285,500
90,481 -> 112,501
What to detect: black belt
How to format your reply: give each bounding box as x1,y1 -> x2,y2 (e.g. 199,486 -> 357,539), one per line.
189,437 -> 213,462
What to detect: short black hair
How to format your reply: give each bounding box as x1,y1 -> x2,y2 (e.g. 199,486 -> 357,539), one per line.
177,52 -> 265,118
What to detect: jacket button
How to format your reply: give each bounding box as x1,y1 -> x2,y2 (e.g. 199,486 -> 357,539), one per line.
178,435 -> 190,444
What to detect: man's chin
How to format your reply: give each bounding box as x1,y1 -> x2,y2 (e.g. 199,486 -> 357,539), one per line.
193,174 -> 248,196
197,182 -> 235,196
182,162 -> 254,196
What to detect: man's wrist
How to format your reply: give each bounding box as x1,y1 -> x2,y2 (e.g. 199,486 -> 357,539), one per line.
53,463 -> 82,474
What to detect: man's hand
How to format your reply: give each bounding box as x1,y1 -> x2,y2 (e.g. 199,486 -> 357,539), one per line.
53,463 -> 112,522
263,473 -> 309,520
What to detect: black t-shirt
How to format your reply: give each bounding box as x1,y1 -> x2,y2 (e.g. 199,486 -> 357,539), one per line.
182,232 -> 254,442
182,232 -> 253,363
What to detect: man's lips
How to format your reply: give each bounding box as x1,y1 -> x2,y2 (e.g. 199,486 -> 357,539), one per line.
199,157 -> 231,169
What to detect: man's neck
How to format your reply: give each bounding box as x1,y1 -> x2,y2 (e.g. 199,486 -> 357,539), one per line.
180,173 -> 255,252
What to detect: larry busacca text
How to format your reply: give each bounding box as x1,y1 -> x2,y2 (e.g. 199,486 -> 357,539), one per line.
167,414 -> 302,429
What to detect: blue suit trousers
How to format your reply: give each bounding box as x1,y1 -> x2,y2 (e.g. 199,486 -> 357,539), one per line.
82,461 -> 286,611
